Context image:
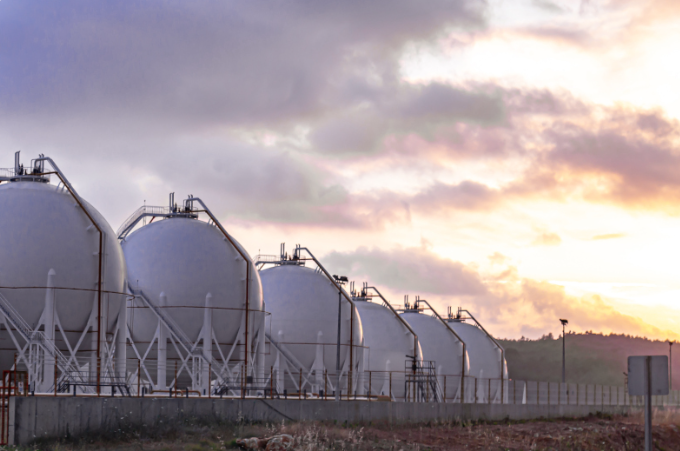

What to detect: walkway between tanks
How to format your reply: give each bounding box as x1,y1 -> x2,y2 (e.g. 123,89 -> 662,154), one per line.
9,397 -> 662,445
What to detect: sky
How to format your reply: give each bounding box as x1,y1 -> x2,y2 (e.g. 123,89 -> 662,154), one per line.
2,0 -> 680,340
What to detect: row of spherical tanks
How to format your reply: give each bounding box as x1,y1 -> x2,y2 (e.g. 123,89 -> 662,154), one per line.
0,153 -> 506,402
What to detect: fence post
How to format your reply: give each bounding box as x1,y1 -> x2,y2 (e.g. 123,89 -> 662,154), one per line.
443,376 -> 446,403
488,379 -> 491,404
474,378 -> 478,403
368,372 -> 371,401
137,359 -> 141,397
389,372 -> 392,401
299,369 -> 302,400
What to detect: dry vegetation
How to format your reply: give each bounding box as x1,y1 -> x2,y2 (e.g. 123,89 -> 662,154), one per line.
13,410 -> 680,451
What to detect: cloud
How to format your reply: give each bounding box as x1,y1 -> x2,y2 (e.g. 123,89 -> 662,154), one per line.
532,231 -> 562,246
592,233 -> 626,240
0,0 -> 485,128
515,26 -> 593,46
0,0 -> 501,229
540,109 -> 680,212
531,0 -> 567,13
309,83 -> 507,156
323,245 -> 680,340
324,246 -> 488,296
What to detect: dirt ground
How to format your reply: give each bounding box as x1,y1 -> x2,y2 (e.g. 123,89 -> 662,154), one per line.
18,410 -> 680,451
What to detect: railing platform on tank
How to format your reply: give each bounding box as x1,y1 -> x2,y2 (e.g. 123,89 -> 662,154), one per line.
116,205 -> 174,239
254,254 -> 280,267
0,167 -> 50,183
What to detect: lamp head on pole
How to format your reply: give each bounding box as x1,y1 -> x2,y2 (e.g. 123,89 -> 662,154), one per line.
560,319 -> 568,326
333,275 -> 348,285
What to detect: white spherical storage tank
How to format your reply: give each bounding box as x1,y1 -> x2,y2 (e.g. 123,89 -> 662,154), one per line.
260,258 -> 364,398
121,195 -> 265,395
401,305 -> 470,402
0,153 -> 127,393
353,293 -> 421,400
447,316 -> 508,403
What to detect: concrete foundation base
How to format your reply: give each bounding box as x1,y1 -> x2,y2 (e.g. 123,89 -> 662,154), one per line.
9,397 -> 646,445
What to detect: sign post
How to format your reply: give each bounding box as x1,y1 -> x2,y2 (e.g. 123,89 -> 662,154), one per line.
628,356 -> 669,451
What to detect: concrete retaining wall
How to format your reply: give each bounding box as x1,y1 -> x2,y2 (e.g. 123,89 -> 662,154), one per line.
9,397 -> 639,445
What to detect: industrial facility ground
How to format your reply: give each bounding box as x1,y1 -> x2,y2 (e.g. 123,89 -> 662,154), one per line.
12,411 -> 680,450
5,397 -> 680,449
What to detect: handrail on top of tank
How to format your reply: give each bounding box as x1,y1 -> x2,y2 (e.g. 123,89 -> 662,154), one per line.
182,196 -> 252,380
363,285 -> 420,362
116,205 -> 171,240
406,297 -> 468,403
32,155 -> 106,394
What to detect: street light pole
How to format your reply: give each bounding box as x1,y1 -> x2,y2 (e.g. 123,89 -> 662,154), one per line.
560,319 -> 568,384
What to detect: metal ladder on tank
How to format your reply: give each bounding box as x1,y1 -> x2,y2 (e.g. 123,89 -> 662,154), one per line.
424,361 -> 444,402
0,292 -> 86,392
406,360 -> 444,403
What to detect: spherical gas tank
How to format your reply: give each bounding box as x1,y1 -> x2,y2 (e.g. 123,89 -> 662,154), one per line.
122,217 -> 263,345
260,264 -> 363,378
447,319 -> 508,402
355,299 -> 421,399
0,181 -> 126,334
401,311 -> 469,401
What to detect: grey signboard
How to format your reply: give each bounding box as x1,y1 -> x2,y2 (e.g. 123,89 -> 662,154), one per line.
628,355 -> 669,396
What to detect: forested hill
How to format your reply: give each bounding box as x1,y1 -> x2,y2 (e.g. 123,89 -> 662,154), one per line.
498,332 -> 678,387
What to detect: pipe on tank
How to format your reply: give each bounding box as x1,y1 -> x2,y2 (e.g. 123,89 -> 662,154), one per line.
366,286 -> 420,362
183,197 -> 253,379
457,308 -> 506,403
415,298 -> 468,403
33,156 -> 106,394
293,246 -> 358,394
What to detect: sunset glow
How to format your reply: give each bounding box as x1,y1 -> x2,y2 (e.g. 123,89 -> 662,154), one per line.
2,0 -> 680,341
